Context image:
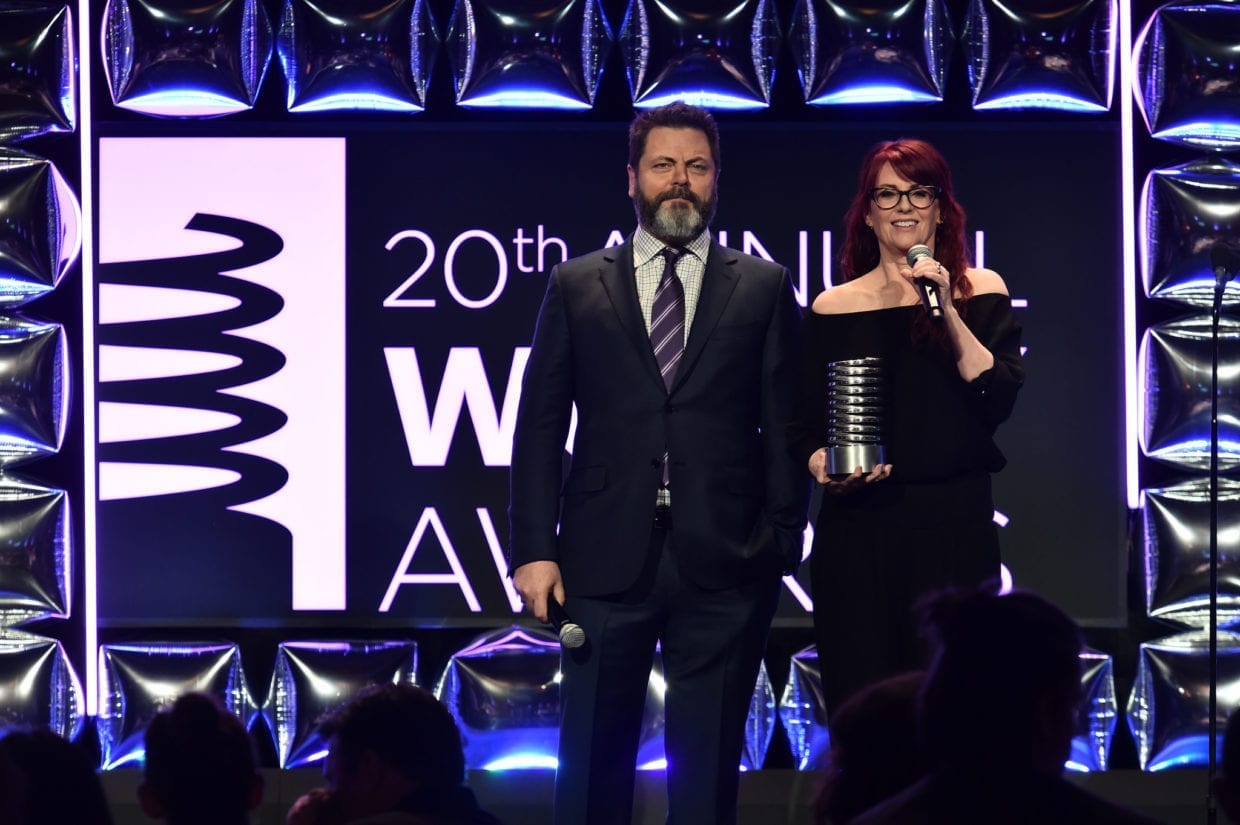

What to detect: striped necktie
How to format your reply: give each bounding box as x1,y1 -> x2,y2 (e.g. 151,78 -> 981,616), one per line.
651,248 -> 685,490
651,247 -> 686,390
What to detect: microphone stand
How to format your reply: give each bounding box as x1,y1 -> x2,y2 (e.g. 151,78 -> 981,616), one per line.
1208,245 -> 1238,823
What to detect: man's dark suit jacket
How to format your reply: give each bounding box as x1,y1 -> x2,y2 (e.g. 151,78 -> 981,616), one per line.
509,238 -> 807,594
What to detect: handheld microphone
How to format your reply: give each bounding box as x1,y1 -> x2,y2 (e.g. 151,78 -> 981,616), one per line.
546,598 -> 586,649
906,244 -> 944,321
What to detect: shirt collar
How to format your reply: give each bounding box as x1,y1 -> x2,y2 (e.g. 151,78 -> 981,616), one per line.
633,225 -> 711,269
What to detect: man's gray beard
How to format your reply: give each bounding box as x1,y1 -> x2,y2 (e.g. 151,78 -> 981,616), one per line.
636,190 -> 716,247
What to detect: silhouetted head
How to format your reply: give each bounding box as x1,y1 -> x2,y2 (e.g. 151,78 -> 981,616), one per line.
917,586 -> 1083,774
319,683 -> 466,820
1214,706 -> 1240,821
815,670 -> 927,824
0,727 -> 114,825
139,692 -> 263,825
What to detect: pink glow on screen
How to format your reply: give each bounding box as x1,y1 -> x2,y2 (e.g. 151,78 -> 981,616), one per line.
97,137 -> 349,624
1119,0 -> 1140,508
79,3 -> 99,715
98,284 -> 241,323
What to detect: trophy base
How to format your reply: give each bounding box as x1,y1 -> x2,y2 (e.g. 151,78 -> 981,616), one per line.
826,444 -> 886,480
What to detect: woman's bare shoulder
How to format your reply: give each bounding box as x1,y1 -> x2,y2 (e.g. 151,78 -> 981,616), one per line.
811,279 -> 875,315
965,267 -> 1009,297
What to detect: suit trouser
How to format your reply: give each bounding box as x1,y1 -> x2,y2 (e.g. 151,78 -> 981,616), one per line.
553,520 -> 781,825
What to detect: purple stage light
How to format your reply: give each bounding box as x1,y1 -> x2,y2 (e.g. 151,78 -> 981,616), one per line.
0,148 -> 81,307
0,3 -> 75,142
437,626 -> 774,771
0,475 -> 70,627
743,661 -> 776,770
1134,1 -> 1240,149
1127,630 -> 1240,770
1120,0 -> 1139,508
436,626 -> 563,771
1141,479 -> 1240,627
263,639 -> 418,768
101,0 -> 274,118
1069,648 -> 1117,772
619,0 -> 780,110
781,644 -> 1117,772
963,0 -> 1115,111
789,0 -> 952,106
447,0 -> 612,109
0,317 -> 68,467
0,631 -> 83,741
1139,316 -> 1240,470
778,644 -> 828,770
98,641 -> 255,769
1141,157 -> 1240,308
277,0 -> 438,113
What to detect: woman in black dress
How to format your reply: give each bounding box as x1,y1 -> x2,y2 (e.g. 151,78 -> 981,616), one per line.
790,139 -> 1025,717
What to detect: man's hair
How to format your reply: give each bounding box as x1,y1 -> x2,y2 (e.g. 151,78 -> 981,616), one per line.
319,683 -> 466,788
628,101 -> 721,170
143,692 -> 258,824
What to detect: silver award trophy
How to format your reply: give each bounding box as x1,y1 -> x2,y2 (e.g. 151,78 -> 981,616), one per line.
825,357 -> 886,478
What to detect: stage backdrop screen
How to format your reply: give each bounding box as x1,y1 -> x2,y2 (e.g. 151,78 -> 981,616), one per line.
94,122 -> 1125,628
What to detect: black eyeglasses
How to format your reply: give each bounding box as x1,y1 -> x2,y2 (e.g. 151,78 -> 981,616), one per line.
870,186 -> 940,210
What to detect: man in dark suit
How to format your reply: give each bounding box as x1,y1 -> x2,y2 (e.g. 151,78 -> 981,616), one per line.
509,102 -> 808,825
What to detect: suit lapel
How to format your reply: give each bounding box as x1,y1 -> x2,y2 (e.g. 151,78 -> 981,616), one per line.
674,242 -> 739,391
598,241 -> 666,388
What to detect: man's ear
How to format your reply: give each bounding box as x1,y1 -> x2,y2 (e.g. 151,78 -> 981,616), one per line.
246,772 -> 265,812
627,165 -> 636,199
137,782 -> 164,820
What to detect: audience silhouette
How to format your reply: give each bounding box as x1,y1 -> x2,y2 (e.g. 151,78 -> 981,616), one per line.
813,670 -> 926,824
0,726 -> 114,825
138,692 -> 264,825
851,586 -> 1164,824
286,683 -> 504,825
1215,704 -> 1240,823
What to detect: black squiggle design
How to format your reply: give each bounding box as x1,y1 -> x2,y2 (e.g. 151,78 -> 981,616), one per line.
98,213 -> 291,508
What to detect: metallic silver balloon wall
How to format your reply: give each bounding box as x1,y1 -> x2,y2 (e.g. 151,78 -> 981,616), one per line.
1128,0 -> 1240,771
13,0 -> 1219,776
0,2 -> 82,744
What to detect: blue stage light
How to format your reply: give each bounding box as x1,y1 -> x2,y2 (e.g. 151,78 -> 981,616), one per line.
101,0 -> 273,118
1140,317 -> 1240,470
447,0 -> 611,109
964,0 -> 1115,112
620,0 -> 779,110
0,632 -> 83,741
0,3 -> 76,141
0,148 -> 80,308
262,639 -> 419,768
1127,631 -> 1240,770
276,0 -> 437,114
1142,480 -> 1240,628
1141,157 -> 1240,308
98,642 -> 255,770
789,0 -> 952,107
1135,1 -> 1240,149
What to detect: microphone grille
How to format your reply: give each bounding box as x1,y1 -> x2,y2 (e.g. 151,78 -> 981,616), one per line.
559,623 -> 586,649
906,244 -> 932,266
